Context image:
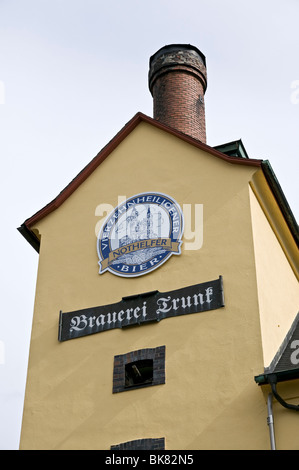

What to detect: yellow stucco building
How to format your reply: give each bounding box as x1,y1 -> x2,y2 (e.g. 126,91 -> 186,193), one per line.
18,45 -> 299,450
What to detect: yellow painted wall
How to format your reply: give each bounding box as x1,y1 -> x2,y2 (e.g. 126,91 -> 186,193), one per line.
20,122 -> 276,449
249,185 -> 299,450
249,187 -> 299,368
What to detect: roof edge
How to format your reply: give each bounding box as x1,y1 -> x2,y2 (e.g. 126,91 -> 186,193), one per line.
17,224 -> 40,253
21,112 -> 263,230
261,160 -> 299,247
18,112 -> 265,249
255,369 -> 299,386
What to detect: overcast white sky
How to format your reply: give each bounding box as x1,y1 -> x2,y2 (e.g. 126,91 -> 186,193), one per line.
0,0 -> 298,449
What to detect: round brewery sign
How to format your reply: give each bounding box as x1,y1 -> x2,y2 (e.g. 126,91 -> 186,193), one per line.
97,192 -> 184,277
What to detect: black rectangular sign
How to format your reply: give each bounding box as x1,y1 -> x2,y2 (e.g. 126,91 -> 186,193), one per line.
58,276 -> 224,342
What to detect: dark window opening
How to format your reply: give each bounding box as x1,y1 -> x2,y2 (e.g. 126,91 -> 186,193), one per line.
125,359 -> 153,388
113,345 -> 165,394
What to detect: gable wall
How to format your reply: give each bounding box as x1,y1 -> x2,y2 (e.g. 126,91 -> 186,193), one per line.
20,122 -> 268,449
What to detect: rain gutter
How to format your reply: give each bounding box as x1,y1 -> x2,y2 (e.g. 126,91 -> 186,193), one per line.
261,160 -> 299,248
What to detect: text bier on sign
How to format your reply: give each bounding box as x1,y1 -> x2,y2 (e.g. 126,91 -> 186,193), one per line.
58,277 -> 224,342
97,192 -> 184,277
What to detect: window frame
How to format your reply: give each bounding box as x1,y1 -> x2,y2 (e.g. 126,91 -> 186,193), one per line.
113,345 -> 165,393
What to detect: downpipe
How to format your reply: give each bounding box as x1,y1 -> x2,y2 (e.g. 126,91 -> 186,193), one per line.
267,393 -> 276,450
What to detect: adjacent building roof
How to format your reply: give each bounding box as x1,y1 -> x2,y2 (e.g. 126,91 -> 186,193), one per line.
255,312 -> 299,385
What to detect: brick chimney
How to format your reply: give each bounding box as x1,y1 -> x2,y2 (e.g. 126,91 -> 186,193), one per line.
148,44 -> 207,143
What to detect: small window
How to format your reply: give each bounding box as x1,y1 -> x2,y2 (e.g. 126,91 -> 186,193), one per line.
125,359 -> 153,388
113,346 -> 165,393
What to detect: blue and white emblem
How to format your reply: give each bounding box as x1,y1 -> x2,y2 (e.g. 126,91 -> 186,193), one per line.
97,192 -> 184,277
